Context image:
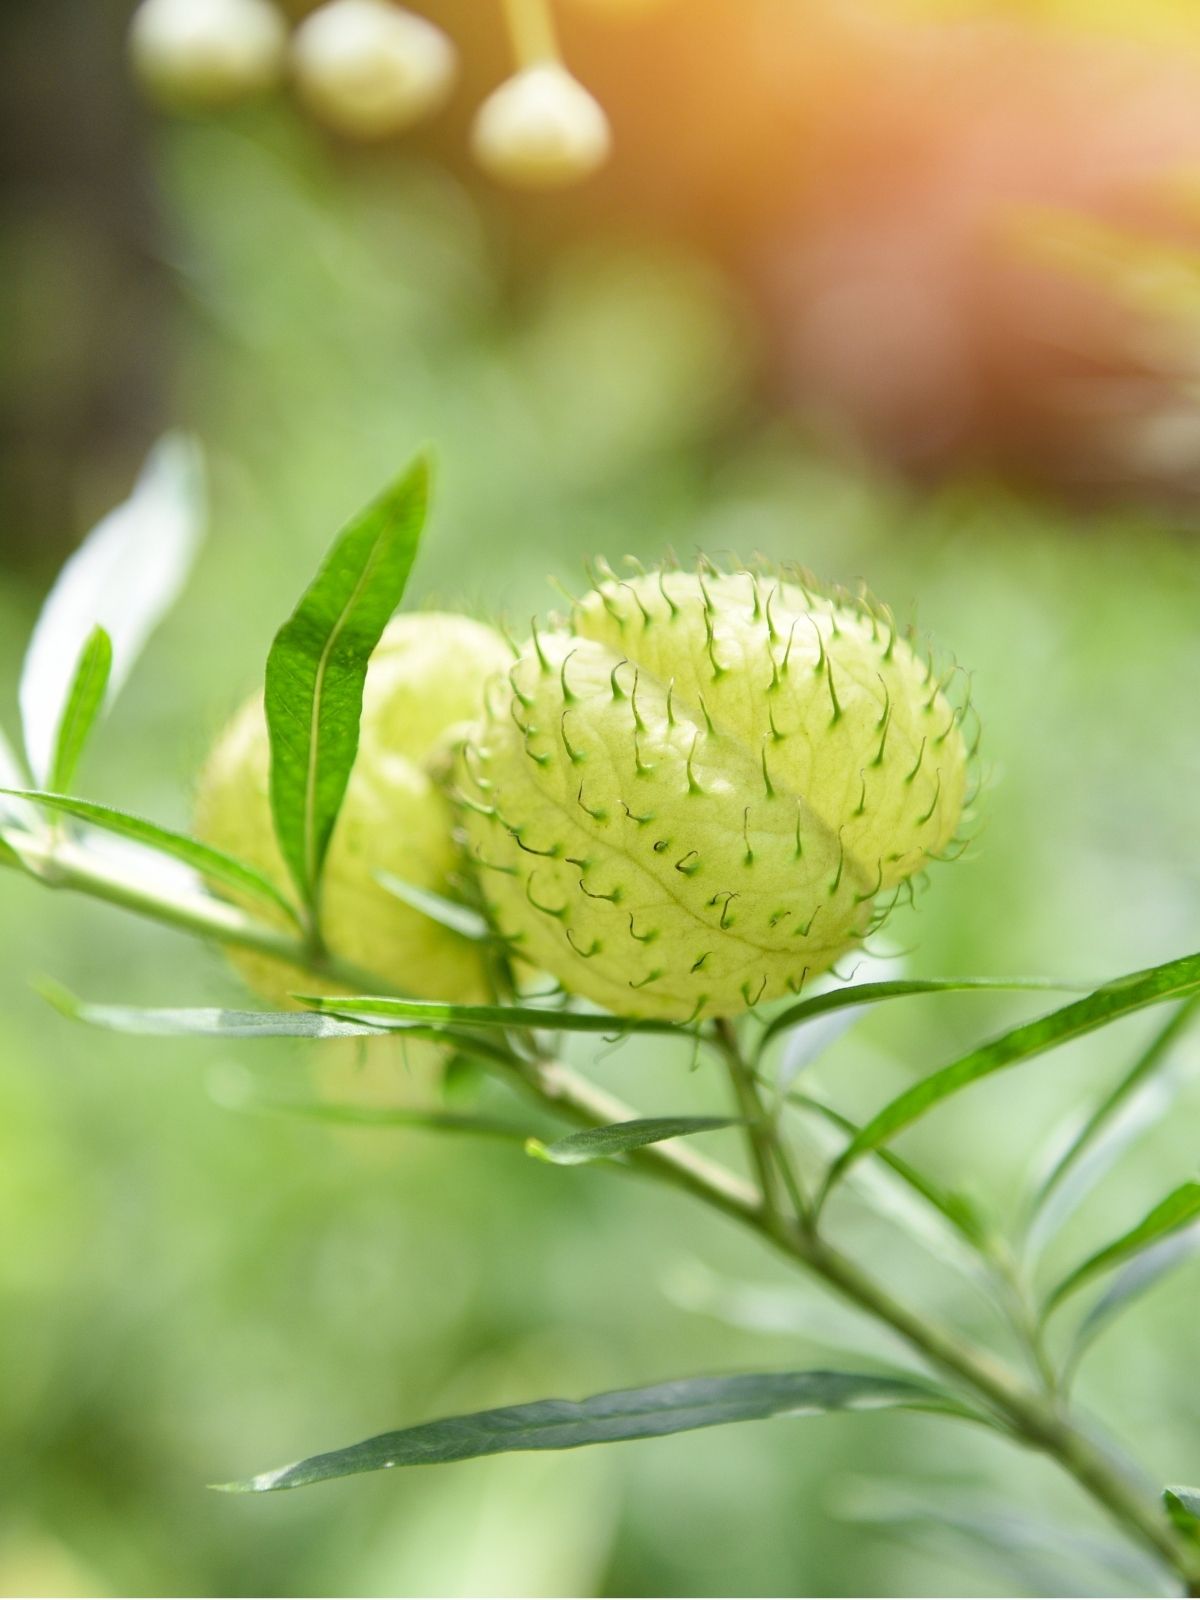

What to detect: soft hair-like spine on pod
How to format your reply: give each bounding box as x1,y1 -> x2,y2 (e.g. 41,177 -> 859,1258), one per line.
456,562 -> 974,1022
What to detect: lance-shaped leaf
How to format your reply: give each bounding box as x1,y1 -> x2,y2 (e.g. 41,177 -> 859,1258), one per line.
302,993 -> 685,1038
265,457 -> 429,911
238,1095 -> 529,1142
6,790 -> 300,926
1043,1182 -> 1200,1318
527,1116 -> 741,1167
820,950 -> 1200,1197
20,434 -> 205,784
218,1369 -> 964,1492
48,626 -> 112,794
760,975 -> 1082,1053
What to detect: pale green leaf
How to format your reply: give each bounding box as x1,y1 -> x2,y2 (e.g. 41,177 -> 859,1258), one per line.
265,456 -> 428,910
20,435 -> 205,783
1067,1222 -> 1200,1375
528,1116 -> 740,1166
375,870 -> 491,941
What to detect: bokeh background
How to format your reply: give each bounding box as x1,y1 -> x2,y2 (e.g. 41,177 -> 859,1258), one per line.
3,0 -> 1200,1594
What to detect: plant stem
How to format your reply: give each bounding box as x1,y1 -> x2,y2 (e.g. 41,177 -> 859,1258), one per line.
501,0 -> 559,66
518,1044 -> 1200,1590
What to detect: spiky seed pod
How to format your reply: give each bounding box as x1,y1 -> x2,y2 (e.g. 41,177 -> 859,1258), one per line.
129,0 -> 287,107
457,568 -> 970,1022
195,614 -> 511,1006
291,0 -> 457,141
470,64 -> 612,190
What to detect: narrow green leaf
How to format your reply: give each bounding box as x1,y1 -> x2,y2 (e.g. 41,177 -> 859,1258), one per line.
1030,997 -> 1200,1219
265,457 -> 428,910
6,791 -> 300,926
303,993 -> 685,1037
20,434 -> 205,784
528,1116 -> 741,1167
1067,1222 -> 1200,1374
1043,1182 -> 1200,1317
48,626 -> 113,793
375,870 -> 491,941
1164,1487 -> 1200,1535
760,976 -> 1083,1052
218,1370 -> 958,1492
821,951 -> 1200,1196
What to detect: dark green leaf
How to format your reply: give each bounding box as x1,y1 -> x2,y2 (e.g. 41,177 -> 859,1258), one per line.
375,870 -> 491,941
303,993 -> 684,1037
1164,1487 -> 1200,1535
218,1369 -> 960,1492
265,456 -> 429,910
820,951 -> 1200,1197
528,1116 -> 741,1166
48,626 -> 112,794
19,434 -> 204,784
6,790 -> 300,925
1043,1182 -> 1200,1317
760,976 -> 1084,1052
1030,997 -> 1200,1220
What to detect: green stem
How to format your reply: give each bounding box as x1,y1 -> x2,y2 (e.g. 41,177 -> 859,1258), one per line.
519,1047 -> 1200,1590
501,0 -> 559,66
714,1017 -> 790,1224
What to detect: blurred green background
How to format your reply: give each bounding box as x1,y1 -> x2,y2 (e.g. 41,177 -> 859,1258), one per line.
3,2 -> 1200,1595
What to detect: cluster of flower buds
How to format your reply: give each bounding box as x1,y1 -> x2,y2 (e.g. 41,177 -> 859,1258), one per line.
128,0 -> 615,189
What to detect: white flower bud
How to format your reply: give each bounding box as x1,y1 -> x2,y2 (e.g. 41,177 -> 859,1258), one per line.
129,0 -> 287,107
291,0 -> 457,140
471,63 -> 612,189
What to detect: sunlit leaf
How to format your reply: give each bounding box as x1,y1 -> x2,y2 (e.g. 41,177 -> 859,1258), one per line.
40,986 -> 382,1038
1067,1222 -> 1200,1376
19,435 -> 205,784
265,456 -> 428,910
6,790 -> 300,925
376,869 -> 491,941
760,975 -> 1081,1054
528,1116 -> 740,1166
820,952 -> 1200,1197
0,724 -> 36,835
48,626 -> 112,794
219,1369 -> 964,1492
42,986 -> 518,1065
1043,1183 -> 1200,1317
303,993 -> 685,1037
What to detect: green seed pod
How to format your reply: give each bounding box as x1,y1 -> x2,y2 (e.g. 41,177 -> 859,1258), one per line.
458,567 -> 971,1021
196,613 -> 511,1006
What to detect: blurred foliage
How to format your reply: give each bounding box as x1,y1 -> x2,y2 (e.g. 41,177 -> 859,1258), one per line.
2,108 -> 1200,1598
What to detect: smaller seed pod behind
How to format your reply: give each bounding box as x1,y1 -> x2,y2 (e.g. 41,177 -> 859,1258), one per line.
457,565 -> 972,1022
195,613 -> 510,1007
